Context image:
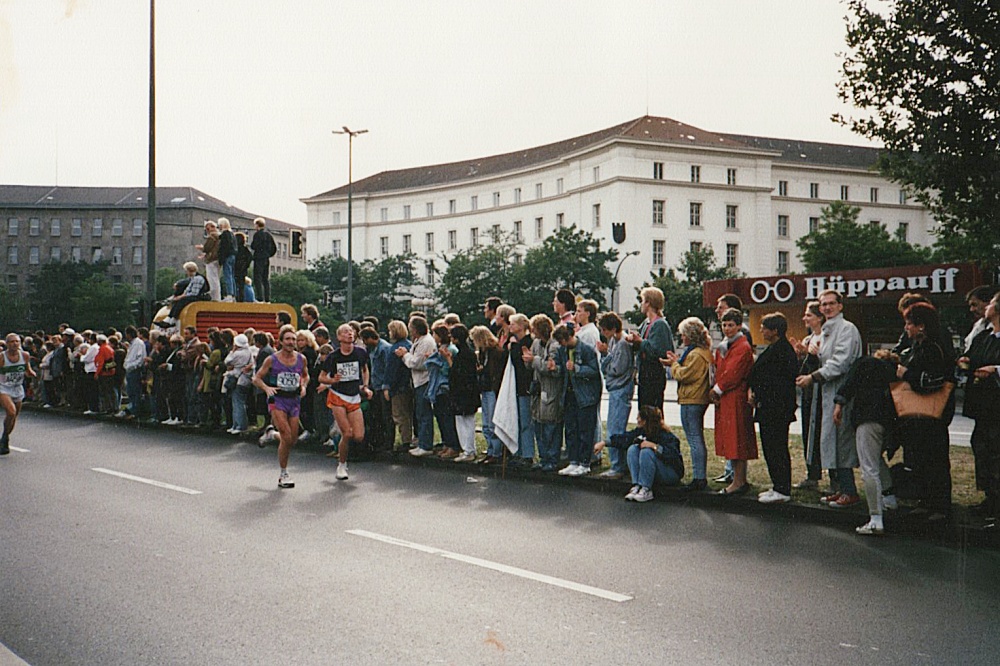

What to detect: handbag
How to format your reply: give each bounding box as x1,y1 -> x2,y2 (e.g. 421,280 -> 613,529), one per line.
889,380 -> 954,419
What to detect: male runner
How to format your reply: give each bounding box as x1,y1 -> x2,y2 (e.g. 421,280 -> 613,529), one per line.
253,329 -> 308,488
1,333 -> 37,455
318,324 -> 372,481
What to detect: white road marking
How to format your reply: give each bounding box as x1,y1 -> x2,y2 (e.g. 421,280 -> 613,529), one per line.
9,446 -> 29,453
91,468 -> 203,495
347,529 -> 632,602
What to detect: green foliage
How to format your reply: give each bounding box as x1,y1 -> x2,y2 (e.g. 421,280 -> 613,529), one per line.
0,283 -> 31,332
270,271 -> 325,313
350,253 -> 422,327
796,201 -> 933,272
434,232 -> 524,324
28,261 -> 114,330
68,275 -> 138,331
155,267 -> 185,301
836,0 -> 1000,269
630,245 -> 739,328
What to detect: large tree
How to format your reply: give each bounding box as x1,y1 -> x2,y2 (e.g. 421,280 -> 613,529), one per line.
836,0 -> 1000,268
351,253 -> 423,326
434,232 -> 523,324
28,261 -> 115,330
797,200 -> 933,271
629,245 -> 739,327
68,275 -> 138,331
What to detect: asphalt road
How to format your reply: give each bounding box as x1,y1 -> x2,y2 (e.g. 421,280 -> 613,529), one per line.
2,412 -> 998,666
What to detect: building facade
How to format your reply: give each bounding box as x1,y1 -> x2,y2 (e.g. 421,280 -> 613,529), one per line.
301,116 -> 934,311
0,185 -> 305,297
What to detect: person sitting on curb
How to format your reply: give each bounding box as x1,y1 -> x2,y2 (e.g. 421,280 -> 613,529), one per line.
594,405 -> 683,502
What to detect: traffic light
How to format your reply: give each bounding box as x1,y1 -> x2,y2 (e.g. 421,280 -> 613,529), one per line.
291,230 -> 302,256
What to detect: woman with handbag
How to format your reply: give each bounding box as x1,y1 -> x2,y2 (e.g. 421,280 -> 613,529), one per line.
896,302 -> 955,520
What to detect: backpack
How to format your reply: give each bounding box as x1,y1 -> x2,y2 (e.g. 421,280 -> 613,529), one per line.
196,273 -> 210,298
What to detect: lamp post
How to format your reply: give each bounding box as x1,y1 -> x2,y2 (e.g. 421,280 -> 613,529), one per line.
145,0 -> 157,322
332,126 -> 368,321
612,250 -> 640,312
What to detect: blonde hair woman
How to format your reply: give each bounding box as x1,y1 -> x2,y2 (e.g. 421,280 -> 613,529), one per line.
470,325 -> 504,462
663,316 -> 713,491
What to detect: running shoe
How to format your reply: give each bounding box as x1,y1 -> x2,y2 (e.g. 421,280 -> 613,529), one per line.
336,463 -> 349,480
454,452 -> 477,463
258,425 -> 276,448
632,487 -> 654,503
278,473 -> 295,489
297,429 -> 311,443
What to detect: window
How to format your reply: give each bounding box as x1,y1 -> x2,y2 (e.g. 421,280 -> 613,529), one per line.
535,217 -> 543,239
727,168 -> 737,185
690,241 -> 702,253
809,216 -> 820,233
6,275 -> 16,288
593,166 -> 600,182
592,203 -> 601,228
869,220 -> 881,228
380,236 -> 389,258
899,190 -> 907,205
470,196 -> 478,211
132,218 -> 142,236
556,213 -> 564,229
513,253 -> 523,266
403,205 -> 411,220
652,200 -> 665,226
896,222 -> 909,241
725,243 -> 738,268
493,192 -> 500,207
652,240 -> 665,266
331,239 -> 341,258
840,185 -> 849,200
50,246 -> 61,262
380,207 -> 388,223
690,165 -> 701,183
470,228 -> 479,247
7,247 -> 17,264
777,214 -> 789,238
332,211 -> 341,225
426,202 -> 434,217
726,205 -> 739,230
402,235 -> 411,253
778,180 -> 788,197
870,187 -> 879,203
689,202 -> 702,227
132,275 -> 143,288
777,251 -> 789,274
653,162 -> 664,180
29,218 -> 40,236
425,261 -> 435,287
7,218 -> 17,236
132,247 -> 142,265
93,219 -> 103,237
448,229 -> 457,250
111,218 -> 123,237
513,220 -> 522,242
556,178 -> 564,194
72,246 -> 81,262
514,188 -> 521,203
92,247 -> 103,262
112,247 -> 123,265
425,232 -> 434,252
448,200 -> 456,214
52,219 -> 62,236
535,183 -> 543,199
810,183 -> 819,199
491,224 -> 501,242
72,219 -> 82,236
29,247 -> 40,265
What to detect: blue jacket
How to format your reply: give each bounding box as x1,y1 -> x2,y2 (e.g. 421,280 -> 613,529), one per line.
607,426 -> 684,478
424,343 -> 457,405
555,339 -> 602,408
385,339 -> 412,397
367,338 -> 393,391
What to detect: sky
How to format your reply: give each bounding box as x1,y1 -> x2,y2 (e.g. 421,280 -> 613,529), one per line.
0,0 -> 870,228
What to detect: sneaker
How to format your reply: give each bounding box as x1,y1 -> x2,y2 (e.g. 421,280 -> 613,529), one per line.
297,429 -> 311,443
335,463 -> 349,480
828,494 -> 861,509
439,448 -> 460,460
83,410 -> 97,415
598,469 -> 625,479
625,485 -> 641,500
855,520 -> 884,536
114,410 -> 128,418
758,489 -> 792,504
558,464 -> 581,476
565,464 -> 588,477
712,472 -> 734,484
632,487 -> 654,502
409,447 -> 435,457
43,403 -> 53,409
454,452 -> 477,463
278,473 -> 294,489
258,425 -> 276,448
881,494 -> 898,511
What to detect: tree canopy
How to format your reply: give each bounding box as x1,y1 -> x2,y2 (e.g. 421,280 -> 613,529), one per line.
630,245 -> 739,327
836,0 -> 1000,268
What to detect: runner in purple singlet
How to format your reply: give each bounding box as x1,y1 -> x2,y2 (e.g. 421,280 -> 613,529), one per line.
253,330 -> 307,488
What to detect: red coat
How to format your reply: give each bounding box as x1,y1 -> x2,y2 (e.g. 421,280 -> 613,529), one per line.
713,335 -> 758,460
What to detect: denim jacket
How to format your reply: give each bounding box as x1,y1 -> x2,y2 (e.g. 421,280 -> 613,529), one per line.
555,339 -> 602,408
424,343 -> 457,405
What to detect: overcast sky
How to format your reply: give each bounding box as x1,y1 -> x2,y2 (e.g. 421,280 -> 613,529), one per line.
0,0 -> 868,227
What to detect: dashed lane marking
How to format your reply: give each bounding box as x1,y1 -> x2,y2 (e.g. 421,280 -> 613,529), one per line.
91,468 -> 203,495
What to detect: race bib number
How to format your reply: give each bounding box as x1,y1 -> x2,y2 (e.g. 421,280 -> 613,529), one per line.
276,371 -> 300,391
337,361 -> 360,382
4,370 -> 24,385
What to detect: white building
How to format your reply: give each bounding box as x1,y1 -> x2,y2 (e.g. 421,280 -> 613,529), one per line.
301,116 -> 934,311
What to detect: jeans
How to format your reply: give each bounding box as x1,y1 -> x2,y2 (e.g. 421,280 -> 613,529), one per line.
222,255 -> 236,298
758,417 -> 792,495
480,391 -> 503,457
534,421 -> 562,467
126,369 -> 143,416
563,390 -> 597,466
679,403 -> 708,480
516,395 -> 535,460
856,422 -> 894,516
232,383 -> 250,431
627,444 -> 680,489
414,383 -> 434,450
606,384 -> 634,473
831,467 -> 858,496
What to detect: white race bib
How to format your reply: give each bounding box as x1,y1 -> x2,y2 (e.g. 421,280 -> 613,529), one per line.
337,361 -> 360,382
276,371 -> 299,391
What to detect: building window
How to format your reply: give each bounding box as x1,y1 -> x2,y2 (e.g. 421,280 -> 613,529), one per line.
691,165 -> 701,183
29,218 -> 40,236
491,224 -> 501,242
93,219 -> 103,237
653,162 -> 664,180
869,220 -> 882,229
726,205 -> 739,230
72,246 -> 81,262
380,207 -> 388,223
7,218 -> 18,236
50,246 -> 61,262
92,247 -> 103,262
448,199 -> 456,214
727,168 -> 737,186
513,220 -> 522,242
448,229 -> 457,250
493,192 -> 500,207
556,178 -> 564,194
690,241 -> 702,253
870,187 -> 879,203
514,188 -> 521,203
535,183 -> 543,199
51,219 -> 62,236
331,239 -> 341,258
403,235 -> 411,253
689,202 -> 702,227
592,203 -> 601,228
840,185 -> 849,200
652,240 -> 665,266
132,218 -> 143,236
652,200 -> 665,226
896,222 -> 909,241
810,182 -> 819,199
111,218 -> 123,237
725,243 -> 738,268
72,219 -> 82,236
132,247 -> 142,265
425,232 -> 434,253
777,251 -> 789,274
380,236 -> 389,258
403,205 -> 411,220
535,217 -> 544,239
426,202 -> 434,218
112,247 -> 123,265
132,275 -> 143,289
809,216 -> 820,233
29,247 -> 40,265
556,213 -> 564,230
425,261 -> 435,287
899,190 -> 907,205
777,214 -> 789,238
470,196 -> 478,211
778,181 -> 788,197
470,228 -> 479,247
593,166 -> 600,182
7,247 -> 17,265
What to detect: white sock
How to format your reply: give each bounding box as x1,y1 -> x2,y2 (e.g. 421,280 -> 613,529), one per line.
870,515 -> 884,529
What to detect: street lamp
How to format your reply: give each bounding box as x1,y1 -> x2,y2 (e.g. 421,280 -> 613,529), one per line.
332,126 -> 368,320
612,250 -> 640,313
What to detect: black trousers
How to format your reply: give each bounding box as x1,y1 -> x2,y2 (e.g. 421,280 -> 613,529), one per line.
252,262 -> 270,303
900,419 -> 952,512
758,417 -> 792,495
971,419 -> 1000,497
637,365 -> 665,411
